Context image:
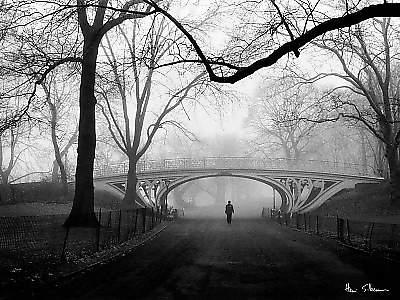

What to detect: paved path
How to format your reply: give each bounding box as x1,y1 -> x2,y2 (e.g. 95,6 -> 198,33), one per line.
38,218 -> 397,299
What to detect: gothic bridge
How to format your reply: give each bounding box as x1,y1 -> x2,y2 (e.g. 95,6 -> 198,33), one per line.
93,157 -> 382,213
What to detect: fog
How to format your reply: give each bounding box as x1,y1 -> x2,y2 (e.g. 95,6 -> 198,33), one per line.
167,177 -> 282,219
182,200 -> 271,219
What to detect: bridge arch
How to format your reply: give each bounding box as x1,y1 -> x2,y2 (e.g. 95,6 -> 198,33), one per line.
155,173 -> 293,211
93,157 -> 382,213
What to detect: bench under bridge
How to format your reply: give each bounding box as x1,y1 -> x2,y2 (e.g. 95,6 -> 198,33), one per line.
93,157 -> 382,213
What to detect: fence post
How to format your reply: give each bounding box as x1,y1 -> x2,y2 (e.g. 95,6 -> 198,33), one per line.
339,217 -> 345,241
337,215 -> 344,241
368,222 -> 375,251
134,208 -> 139,236
346,219 -> 351,242
96,208 -> 102,252
107,211 -> 112,228
390,224 -> 396,249
151,208 -> 154,229
61,226 -> 70,261
336,215 -> 339,239
296,214 -> 299,229
128,208 -> 135,239
304,214 -> 307,232
142,208 -> 147,233
126,210 -> 131,240
117,210 -> 122,243
278,210 -> 282,226
316,215 -> 319,234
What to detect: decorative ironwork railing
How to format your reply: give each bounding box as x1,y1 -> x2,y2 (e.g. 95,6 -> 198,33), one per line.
94,157 -> 378,178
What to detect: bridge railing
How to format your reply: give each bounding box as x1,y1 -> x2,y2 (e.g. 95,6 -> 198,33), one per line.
94,157 -> 377,178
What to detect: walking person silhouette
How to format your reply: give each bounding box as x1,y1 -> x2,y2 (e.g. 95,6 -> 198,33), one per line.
225,201 -> 234,224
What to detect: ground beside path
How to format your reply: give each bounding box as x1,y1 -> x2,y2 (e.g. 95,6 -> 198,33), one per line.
24,218 -> 399,300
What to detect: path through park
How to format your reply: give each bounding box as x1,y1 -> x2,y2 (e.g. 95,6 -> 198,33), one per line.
32,218 -> 398,299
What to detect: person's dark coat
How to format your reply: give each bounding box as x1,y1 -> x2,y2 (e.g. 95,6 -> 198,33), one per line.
225,204 -> 234,215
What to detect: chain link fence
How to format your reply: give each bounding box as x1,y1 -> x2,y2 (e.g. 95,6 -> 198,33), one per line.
261,208 -> 400,261
0,208 -> 168,272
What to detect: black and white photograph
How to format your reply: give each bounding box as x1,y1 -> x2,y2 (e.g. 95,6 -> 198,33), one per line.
1,1 -> 400,299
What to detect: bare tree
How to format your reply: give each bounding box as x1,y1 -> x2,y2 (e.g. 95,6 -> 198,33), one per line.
247,78 -> 320,161
2,0 -> 162,226
0,123 -> 28,203
369,136 -> 389,178
97,16 -> 210,208
1,0 -> 82,134
65,0 -> 162,226
0,127 -> 22,185
40,72 -> 78,194
151,1 -> 400,83
301,18 -> 400,204
3,0 -> 400,224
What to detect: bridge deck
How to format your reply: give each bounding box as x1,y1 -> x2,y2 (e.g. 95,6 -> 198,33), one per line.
94,157 -> 379,178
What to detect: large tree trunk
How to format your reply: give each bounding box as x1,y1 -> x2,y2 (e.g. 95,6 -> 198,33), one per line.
386,145 -> 400,207
51,160 -> 59,183
0,174 -> 11,203
51,158 -> 69,195
64,38 -> 100,227
375,140 -> 389,178
0,171 -> 9,185
122,156 -> 139,209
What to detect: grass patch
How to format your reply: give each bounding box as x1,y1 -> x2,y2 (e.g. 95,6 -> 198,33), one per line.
0,182 -> 123,215
0,182 -> 73,205
313,181 -> 400,220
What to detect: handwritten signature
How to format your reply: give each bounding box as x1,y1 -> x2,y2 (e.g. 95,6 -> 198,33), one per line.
345,283 -> 390,294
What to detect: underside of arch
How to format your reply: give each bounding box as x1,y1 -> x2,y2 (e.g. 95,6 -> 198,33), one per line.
155,173 -> 293,211
93,170 -> 383,213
